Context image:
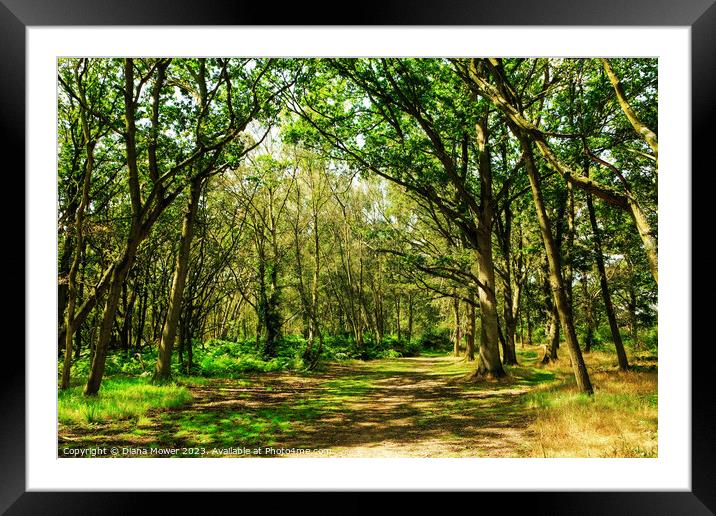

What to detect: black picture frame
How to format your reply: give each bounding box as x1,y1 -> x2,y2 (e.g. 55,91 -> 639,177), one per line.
4,0 -> 712,513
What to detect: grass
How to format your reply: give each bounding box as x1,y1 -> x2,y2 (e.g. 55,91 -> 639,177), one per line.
58,344 -> 657,458
520,348 -> 658,457
158,404 -> 320,449
58,377 -> 193,426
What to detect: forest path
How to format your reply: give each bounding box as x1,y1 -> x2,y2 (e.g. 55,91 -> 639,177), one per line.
59,351 -> 554,458
163,354 -> 542,457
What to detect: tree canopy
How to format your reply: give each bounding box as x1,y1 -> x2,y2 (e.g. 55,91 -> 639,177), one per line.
58,57 -> 657,399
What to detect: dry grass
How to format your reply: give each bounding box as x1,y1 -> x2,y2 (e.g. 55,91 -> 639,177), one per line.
522,349 -> 657,457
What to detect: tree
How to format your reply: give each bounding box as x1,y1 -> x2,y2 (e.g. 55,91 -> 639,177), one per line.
585,171 -> 629,370
56,57 -> 657,402
59,59 -> 104,389
288,149 -> 331,367
286,58 -> 507,378
461,58 -> 658,284
62,58 -> 276,394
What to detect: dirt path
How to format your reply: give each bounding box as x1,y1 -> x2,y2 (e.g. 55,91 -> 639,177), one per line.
59,355 -> 543,458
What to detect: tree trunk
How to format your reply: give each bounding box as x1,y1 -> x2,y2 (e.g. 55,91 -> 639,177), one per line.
565,183 -> 575,311
120,280 -> 137,353
526,297 -> 533,346
502,287 -> 518,365
186,325 -> 194,372
581,274 -> 596,353
84,239 -> 141,395
629,288 -> 640,351
407,292 -> 413,344
154,176 -> 203,381
540,257 -> 559,364
453,293 -> 461,356
627,261 -> 640,351
180,305 -> 195,373
520,135 -> 593,394
307,189 -> 323,370
396,294 -> 401,341
586,180 -> 629,370
57,234 -> 74,344
543,304 -> 560,363
466,291 -> 476,361
177,316 -> 184,367
84,59 -> 146,395
256,250 -> 266,349
627,199 -> 658,284
474,235 -> 505,376
60,101 -> 95,389
263,188 -> 282,357
496,196 -> 519,365
601,58 -> 658,159
73,254 -> 85,361
472,118 -> 506,378
302,311 -> 311,340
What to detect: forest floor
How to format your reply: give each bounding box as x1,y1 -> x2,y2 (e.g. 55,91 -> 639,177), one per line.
58,345 -> 658,458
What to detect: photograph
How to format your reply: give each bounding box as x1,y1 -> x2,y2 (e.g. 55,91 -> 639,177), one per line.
56,56 -> 659,459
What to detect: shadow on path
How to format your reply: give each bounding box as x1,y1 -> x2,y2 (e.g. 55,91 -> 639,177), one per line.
59,356 -> 541,457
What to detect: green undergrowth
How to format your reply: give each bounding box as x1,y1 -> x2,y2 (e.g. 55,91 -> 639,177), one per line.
60,331 -> 450,381
58,377 -> 192,427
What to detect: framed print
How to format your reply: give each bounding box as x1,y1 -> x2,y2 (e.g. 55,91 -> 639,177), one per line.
5,0 -> 713,513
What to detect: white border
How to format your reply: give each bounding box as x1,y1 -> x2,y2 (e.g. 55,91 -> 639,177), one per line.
27,27 -> 691,491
